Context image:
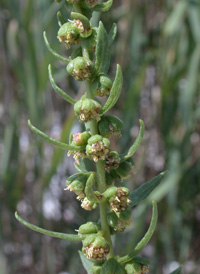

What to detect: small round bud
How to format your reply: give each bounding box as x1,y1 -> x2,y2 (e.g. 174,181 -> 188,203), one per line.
105,151 -> 120,171
92,74 -> 113,97
80,0 -> 98,8
81,197 -> 97,210
125,262 -> 149,274
109,187 -> 130,213
82,235 -> 110,261
72,131 -> 91,146
74,19 -> 92,38
74,98 -> 102,122
98,115 -> 123,138
107,208 -> 132,232
78,222 -> 100,235
67,150 -> 86,162
57,22 -> 79,48
65,174 -> 87,200
67,57 -> 94,81
86,135 -> 110,162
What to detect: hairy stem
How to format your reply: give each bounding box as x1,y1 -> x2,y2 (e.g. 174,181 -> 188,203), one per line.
96,160 -> 114,257
84,64 -> 114,258
77,5 -> 114,259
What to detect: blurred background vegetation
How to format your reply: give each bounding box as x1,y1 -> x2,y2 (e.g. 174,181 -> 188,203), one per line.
0,0 -> 200,273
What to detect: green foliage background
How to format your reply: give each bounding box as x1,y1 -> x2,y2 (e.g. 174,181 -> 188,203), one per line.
0,0 -> 200,273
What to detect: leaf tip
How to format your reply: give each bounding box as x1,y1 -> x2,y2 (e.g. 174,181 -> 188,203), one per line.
27,119 -> 32,127
139,119 -> 144,126
152,200 -> 157,207
161,170 -> 169,177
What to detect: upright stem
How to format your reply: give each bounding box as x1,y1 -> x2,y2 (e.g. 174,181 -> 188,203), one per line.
85,80 -> 114,256
79,8 -> 114,258
96,160 -> 114,257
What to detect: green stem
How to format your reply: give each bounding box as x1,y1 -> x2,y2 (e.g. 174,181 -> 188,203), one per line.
77,5 -> 114,258
96,161 -> 114,257
85,77 -> 114,257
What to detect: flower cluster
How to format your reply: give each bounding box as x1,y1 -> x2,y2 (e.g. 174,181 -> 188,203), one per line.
16,1 -> 163,274
82,235 -> 110,261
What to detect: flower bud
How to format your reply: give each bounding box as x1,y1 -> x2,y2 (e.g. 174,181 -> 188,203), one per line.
92,74 -> 113,97
108,208 -> 133,232
72,131 -> 91,146
109,187 -> 130,213
67,57 -> 94,81
125,262 -> 149,274
82,235 -> 110,261
105,151 -> 120,171
98,115 -> 123,137
72,14 -> 92,38
80,0 -> 98,8
67,150 -> 86,161
65,174 -> 87,200
74,98 -> 102,122
57,22 -> 79,48
78,222 -> 100,235
86,135 -> 110,162
81,197 -> 97,210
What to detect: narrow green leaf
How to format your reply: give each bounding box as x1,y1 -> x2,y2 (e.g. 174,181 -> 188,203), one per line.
43,31 -> 70,63
130,171 -> 168,207
85,173 -> 101,203
15,212 -> 85,241
102,24 -> 117,73
108,23 -> 117,46
102,64 -> 123,114
118,201 -> 158,263
133,201 -> 158,254
28,120 -> 84,151
48,64 -> 76,104
95,21 -> 108,73
79,251 -> 93,274
170,267 -> 182,274
57,11 -> 66,27
123,120 -> 145,161
93,0 -> 113,12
